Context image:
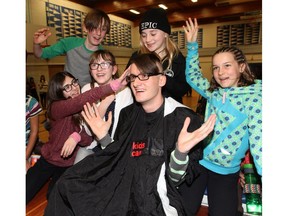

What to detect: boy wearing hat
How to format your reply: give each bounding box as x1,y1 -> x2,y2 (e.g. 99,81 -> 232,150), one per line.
127,8 -> 191,104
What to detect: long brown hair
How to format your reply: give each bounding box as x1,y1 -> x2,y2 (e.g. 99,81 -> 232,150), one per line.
208,46 -> 255,91
46,71 -> 82,125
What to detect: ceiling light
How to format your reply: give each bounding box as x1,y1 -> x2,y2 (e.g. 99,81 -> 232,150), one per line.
129,9 -> 140,15
158,4 -> 168,10
191,0 -> 198,2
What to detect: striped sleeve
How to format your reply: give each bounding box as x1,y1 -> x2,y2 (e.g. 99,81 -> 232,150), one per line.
29,101 -> 42,117
26,96 -> 42,118
168,148 -> 189,184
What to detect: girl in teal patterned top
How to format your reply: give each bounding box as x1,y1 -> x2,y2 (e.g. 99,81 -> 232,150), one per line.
178,18 -> 262,216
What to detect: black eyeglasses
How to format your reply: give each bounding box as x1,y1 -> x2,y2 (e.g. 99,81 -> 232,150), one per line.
126,73 -> 163,82
89,62 -> 112,70
62,79 -> 79,92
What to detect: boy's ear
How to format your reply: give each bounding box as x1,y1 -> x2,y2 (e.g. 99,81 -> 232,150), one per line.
82,25 -> 87,33
159,74 -> 166,87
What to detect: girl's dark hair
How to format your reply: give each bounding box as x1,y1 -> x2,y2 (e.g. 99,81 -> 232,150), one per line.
129,52 -> 163,75
26,80 -> 32,96
208,46 -> 255,91
84,9 -> 110,34
89,50 -> 119,89
40,75 -> 46,82
46,71 -> 82,125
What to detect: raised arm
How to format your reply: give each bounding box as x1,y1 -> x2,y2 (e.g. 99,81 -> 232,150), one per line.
169,114 -> 216,183
81,102 -> 113,149
183,18 -> 198,43
33,28 -> 52,58
177,114 -> 216,154
50,69 -> 128,120
183,17 -> 211,98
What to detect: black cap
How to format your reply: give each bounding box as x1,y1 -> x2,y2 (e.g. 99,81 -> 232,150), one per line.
139,8 -> 171,35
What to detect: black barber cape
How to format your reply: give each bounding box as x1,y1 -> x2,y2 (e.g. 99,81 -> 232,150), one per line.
44,97 -> 203,216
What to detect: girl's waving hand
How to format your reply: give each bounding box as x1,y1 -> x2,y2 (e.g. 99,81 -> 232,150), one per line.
183,18 -> 199,43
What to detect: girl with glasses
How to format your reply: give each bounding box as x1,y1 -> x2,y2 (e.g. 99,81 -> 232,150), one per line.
74,50 -> 134,164
26,70 -> 128,205
44,53 -> 216,215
